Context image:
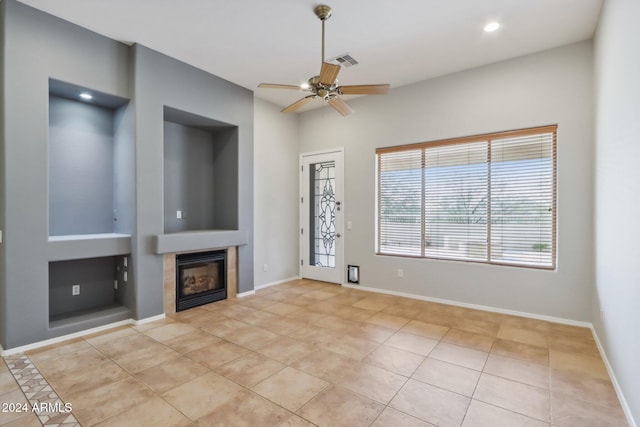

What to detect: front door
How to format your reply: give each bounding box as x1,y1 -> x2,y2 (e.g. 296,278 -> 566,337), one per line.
300,149 -> 344,284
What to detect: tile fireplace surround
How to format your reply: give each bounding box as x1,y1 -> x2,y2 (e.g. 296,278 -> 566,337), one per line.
163,247 -> 238,315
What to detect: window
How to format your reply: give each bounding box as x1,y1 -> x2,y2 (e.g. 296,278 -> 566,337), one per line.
376,125 -> 557,269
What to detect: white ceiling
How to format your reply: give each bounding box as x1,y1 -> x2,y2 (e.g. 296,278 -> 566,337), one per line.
18,0 -> 603,112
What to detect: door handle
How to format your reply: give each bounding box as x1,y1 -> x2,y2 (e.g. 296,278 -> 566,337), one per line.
336,233 -> 341,238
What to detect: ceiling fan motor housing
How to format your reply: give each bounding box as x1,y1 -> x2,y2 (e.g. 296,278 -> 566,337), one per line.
308,75 -> 339,100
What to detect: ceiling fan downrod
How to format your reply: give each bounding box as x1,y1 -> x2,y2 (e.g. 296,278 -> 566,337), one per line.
314,5 -> 332,64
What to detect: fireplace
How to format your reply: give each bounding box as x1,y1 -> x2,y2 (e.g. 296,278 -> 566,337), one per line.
176,250 -> 227,311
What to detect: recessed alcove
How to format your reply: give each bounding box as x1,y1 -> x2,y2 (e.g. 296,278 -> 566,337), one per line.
48,79 -> 132,240
46,79 -> 134,332
163,106 -> 239,234
48,255 -> 131,329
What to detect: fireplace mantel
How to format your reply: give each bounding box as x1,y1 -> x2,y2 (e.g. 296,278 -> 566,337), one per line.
154,230 -> 248,254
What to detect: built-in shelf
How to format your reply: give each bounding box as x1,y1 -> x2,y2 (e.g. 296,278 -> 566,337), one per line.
48,233 -> 131,261
49,255 -> 129,330
154,230 -> 248,254
49,304 -> 131,330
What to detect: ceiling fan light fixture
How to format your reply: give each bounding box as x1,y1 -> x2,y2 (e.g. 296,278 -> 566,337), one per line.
484,22 -> 501,32
300,82 -> 310,90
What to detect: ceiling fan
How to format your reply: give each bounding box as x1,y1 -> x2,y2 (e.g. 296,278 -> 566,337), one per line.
258,4 -> 390,116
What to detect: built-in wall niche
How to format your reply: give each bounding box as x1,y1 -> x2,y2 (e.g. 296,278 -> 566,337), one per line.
163,106 -> 239,234
48,255 -> 130,328
48,79 -> 132,237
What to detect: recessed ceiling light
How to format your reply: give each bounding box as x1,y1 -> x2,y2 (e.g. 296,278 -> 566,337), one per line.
79,92 -> 93,100
484,22 -> 501,32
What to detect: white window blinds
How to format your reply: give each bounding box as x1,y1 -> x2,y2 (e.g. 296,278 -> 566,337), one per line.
376,125 -> 557,269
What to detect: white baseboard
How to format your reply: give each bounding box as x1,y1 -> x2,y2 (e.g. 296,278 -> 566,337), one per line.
255,276 -> 301,290
134,314 -> 166,325
591,327 -> 637,427
341,283 -> 591,328
0,314 -> 165,357
236,290 -> 256,298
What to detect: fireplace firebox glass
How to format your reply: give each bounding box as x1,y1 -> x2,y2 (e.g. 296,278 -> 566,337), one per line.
176,250 -> 226,311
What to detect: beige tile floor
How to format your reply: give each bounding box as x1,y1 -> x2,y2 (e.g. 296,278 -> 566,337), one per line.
0,279 -> 629,426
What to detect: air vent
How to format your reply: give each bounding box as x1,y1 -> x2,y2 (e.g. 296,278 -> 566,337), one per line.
327,53 -> 359,68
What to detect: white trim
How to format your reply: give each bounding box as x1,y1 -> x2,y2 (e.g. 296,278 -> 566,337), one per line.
0,314 -> 165,356
236,290 -> 256,298
341,283 -> 591,328
133,314 -> 166,326
255,276 -> 301,290
591,327 -> 638,427
300,147 -> 345,158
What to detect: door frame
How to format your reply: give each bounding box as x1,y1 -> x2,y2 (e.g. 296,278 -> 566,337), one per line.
299,148 -> 345,284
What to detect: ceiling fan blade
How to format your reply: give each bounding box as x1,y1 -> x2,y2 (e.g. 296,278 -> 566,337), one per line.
328,96 -> 353,116
319,62 -> 341,85
258,83 -> 303,90
339,84 -> 390,95
282,96 -> 315,113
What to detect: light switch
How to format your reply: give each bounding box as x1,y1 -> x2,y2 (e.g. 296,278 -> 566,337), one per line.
124,271 -> 128,282
176,210 -> 183,219
347,221 -> 353,230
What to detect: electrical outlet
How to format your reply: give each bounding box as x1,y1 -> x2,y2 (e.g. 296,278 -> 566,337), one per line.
263,264 -> 268,272
123,256 -> 128,268
72,284 -> 80,296
114,280 -> 118,290
397,268 -> 404,278
176,210 -> 182,219
124,271 -> 128,282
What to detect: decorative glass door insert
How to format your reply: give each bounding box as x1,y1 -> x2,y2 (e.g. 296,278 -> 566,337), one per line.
310,161 -> 336,268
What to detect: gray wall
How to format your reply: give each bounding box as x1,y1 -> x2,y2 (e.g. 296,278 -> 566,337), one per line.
211,128 -> 239,231
253,98 -> 300,286
0,0 -> 6,349
0,0 -> 130,348
299,41 -> 594,321
594,0 -> 640,423
0,0 -> 253,349
49,96 -> 115,235
132,43 -> 253,320
164,121 -> 217,233
49,256 -> 117,319
113,105 -> 136,236
163,122 -> 239,233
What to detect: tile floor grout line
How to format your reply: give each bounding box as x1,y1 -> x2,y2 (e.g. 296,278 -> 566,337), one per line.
127,319 -> 323,426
